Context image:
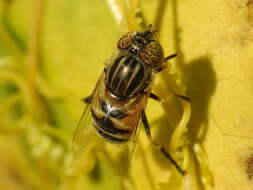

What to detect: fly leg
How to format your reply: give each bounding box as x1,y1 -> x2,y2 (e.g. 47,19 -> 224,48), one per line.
81,95 -> 93,104
149,92 -> 190,103
163,53 -> 177,62
149,93 -> 162,101
141,110 -> 185,175
156,53 -> 177,72
149,91 -> 191,174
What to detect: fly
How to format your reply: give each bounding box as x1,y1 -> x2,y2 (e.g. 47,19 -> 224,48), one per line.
71,24 -> 189,175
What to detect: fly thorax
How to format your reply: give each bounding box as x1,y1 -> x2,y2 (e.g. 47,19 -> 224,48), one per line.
106,55 -> 152,99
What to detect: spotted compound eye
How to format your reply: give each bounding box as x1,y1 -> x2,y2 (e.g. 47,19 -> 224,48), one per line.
117,32 -> 135,49
139,41 -> 164,68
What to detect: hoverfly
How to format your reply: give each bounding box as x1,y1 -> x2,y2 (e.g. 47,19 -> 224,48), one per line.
71,25 -> 186,175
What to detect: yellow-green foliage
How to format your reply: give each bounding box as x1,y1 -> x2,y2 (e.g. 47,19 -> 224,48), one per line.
0,0 -> 253,190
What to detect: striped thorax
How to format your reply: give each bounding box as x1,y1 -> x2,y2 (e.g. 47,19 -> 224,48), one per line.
106,55 -> 152,99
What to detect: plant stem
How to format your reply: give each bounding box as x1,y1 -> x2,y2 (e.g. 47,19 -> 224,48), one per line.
0,27 -> 23,63
26,0 -> 49,122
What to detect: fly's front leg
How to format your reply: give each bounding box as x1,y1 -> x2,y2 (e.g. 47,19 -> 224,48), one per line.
163,53 -> 177,62
141,110 -> 185,175
156,53 -> 177,72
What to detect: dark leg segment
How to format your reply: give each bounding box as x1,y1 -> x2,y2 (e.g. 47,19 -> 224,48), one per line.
141,110 -> 185,175
149,93 -> 162,102
175,94 -> 191,102
149,93 -> 190,103
156,53 -> 177,72
81,95 -> 93,104
163,53 -> 177,62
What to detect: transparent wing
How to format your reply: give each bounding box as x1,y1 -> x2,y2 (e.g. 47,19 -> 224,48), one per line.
127,93 -> 150,161
67,71 -> 114,176
100,119 -> 142,176
71,102 -> 94,155
71,71 -> 106,156
101,98 -> 149,176
128,117 -> 142,160
66,102 -> 98,176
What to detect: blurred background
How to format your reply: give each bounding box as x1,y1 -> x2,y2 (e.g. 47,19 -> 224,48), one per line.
0,0 -> 120,189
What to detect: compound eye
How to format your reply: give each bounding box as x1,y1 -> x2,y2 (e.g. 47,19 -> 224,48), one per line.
117,32 -> 135,49
139,41 -> 164,68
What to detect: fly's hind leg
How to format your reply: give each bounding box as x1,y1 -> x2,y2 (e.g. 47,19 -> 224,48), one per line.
141,110 -> 185,175
148,92 -> 191,172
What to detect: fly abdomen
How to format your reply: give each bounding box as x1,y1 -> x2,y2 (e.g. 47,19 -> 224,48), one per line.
106,55 -> 151,99
91,109 -> 131,143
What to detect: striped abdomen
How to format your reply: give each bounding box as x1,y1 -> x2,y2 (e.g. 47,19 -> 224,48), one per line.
91,99 -> 134,143
106,55 -> 151,99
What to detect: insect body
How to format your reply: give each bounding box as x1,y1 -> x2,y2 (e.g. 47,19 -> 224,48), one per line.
72,25 -> 185,175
